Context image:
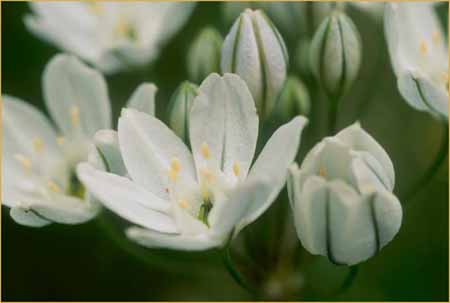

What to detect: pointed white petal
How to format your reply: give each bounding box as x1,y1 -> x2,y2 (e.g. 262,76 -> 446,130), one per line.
237,116 -> 308,230
118,108 -> 196,200
94,130 -> 127,176
126,226 -> 220,251
77,163 -> 177,233
126,83 -> 157,116
43,54 -> 111,137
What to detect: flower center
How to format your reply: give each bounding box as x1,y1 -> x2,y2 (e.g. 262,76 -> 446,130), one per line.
114,16 -> 138,41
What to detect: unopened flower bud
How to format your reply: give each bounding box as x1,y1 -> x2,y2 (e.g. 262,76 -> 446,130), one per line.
288,123 -> 402,266
276,76 -> 310,121
187,27 -> 223,83
221,9 -> 288,119
310,10 -> 362,100
167,81 -> 199,144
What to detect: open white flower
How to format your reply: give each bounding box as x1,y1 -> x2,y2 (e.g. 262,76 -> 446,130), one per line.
2,54 -> 156,227
288,123 -> 402,265
25,2 -> 195,74
385,2 -> 448,119
77,73 -> 308,251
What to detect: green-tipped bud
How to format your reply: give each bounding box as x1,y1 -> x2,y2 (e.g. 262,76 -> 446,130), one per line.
167,81 -> 199,144
310,10 -> 362,101
276,76 -> 310,121
187,27 -> 223,83
221,9 -> 288,120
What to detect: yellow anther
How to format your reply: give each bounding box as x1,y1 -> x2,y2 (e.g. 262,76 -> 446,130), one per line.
178,199 -> 189,209
200,168 -> 214,183
419,40 -> 428,55
168,169 -> 178,182
14,154 -> 31,172
200,143 -> 210,159
86,1 -> 103,16
201,187 -> 210,202
114,16 -> 135,39
56,136 -> 65,146
47,180 -> 62,193
233,161 -> 240,177
432,30 -> 441,45
70,106 -> 80,127
319,166 -> 326,178
32,137 -> 44,153
170,158 -> 181,173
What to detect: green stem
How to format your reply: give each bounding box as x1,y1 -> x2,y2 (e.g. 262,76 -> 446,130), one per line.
332,265 -> 359,298
328,98 -> 339,135
402,122 -> 448,205
221,240 -> 256,295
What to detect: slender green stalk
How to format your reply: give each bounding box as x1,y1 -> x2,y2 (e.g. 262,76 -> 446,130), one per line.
333,265 -> 359,298
402,122 -> 449,205
328,98 -> 339,135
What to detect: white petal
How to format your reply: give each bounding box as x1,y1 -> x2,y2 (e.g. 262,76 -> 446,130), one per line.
351,154 -> 392,193
77,163 -> 177,233
126,226 -> 220,251
237,116 -> 308,230
9,206 -> 51,227
189,73 -> 259,179
118,108 -> 196,200
336,122 -> 396,189
209,178 -> 271,237
126,83 -> 157,116
94,130 -> 127,176
43,54 -> 112,137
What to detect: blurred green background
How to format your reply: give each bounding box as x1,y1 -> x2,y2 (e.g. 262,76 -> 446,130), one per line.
2,2 -> 448,301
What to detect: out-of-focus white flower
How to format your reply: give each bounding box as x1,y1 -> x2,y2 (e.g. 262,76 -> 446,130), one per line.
310,9 -> 362,100
385,2 -> 448,120
288,123 -> 402,265
167,81 -> 199,144
78,73 -> 308,251
25,2 -> 195,74
2,54 -> 156,227
221,9 -> 288,119
187,28 -> 223,83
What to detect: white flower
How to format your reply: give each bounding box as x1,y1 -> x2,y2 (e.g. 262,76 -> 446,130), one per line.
221,9 -> 288,119
2,54 -> 156,227
77,73 -> 308,251
384,2 -> 448,119
25,2 -> 195,74
288,123 -> 402,265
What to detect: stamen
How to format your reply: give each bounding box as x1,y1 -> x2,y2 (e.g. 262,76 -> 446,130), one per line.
114,16 -> 137,40
47,180 -> 62,193
56,136 -> 65,146
319,166 -> 326,177
200,143 -> 210,159
178,199 -> 189,209
32,137 -> 44,153
201,187 -> 210,203
168,158 -> 181,182
233,161 -> 240,177
419,40 -> 428,55
14,154 -> 31,173
432,30 -> 441,45
70,106 -> 80,127
200,168 -> 214,183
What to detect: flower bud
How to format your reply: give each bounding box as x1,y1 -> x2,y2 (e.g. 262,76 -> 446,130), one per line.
276,76 -> 310,121
221,9 -> 288,119
310,10 -> 362,100
288,123 -> 402,266
167,81 -> 199,144
187,27 -> 223,83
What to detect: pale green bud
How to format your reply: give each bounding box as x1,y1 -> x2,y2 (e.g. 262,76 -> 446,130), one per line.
310,10 -> 362,100
276,76 -> 310,121
187,27 -> 223,83
221,9 -> 288,120
167,81 -> 199,144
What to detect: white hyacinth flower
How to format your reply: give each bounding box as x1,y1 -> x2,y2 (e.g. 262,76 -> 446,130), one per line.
78,73 -> 308,251
2,54 -> 156,227
25,2 -> 195,74
384,2 -> 448,120
221,9 -> 288,120
288,123 -> 402,266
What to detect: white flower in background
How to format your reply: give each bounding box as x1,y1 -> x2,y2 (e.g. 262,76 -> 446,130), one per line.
25,2 -> 195,74
288,123 -> 402,266
221,9 -> 288,120
2,54 -> 156,227
385,2 -> 448,120
78,73 -> 308,251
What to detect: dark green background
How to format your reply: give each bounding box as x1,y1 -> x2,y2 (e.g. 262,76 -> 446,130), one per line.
2,2 -> 448,301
